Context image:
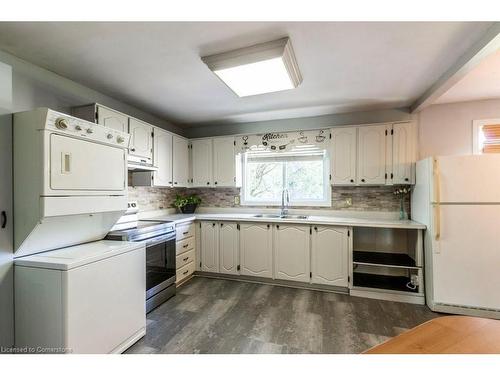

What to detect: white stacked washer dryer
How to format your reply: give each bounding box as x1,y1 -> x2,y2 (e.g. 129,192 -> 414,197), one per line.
13,108 -> 146,353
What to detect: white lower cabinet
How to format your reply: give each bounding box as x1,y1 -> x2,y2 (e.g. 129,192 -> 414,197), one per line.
200,221 -> 218,273
239,223 -> 273,278
311,226 -> 349,287
218,222 -> 239,275
274,224 -> 310,282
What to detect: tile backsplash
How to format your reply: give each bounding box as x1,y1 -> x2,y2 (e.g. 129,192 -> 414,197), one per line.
128,175 -> 410,214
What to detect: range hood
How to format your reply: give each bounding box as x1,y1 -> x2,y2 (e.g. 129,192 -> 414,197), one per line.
127,161 -> 158,171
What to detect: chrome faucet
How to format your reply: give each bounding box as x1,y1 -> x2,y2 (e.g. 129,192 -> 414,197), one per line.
281,189 -> 290,217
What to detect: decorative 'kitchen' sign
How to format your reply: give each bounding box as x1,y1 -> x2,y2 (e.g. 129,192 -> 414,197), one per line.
237,129 -> 329,153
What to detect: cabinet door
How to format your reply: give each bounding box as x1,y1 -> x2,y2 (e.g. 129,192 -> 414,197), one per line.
274,224 -> 310,282
357,125 -> 387,185
172,136 -> 189,187
311,226 -> 349,287
129,118 -> 153,160
152,128 -> 172,187
213,137 -> 235,187
200,222 -> 218,273
191,139 -> 213,187
391,122 -> 415,185
331,127 -> 357,185
240,223 -> 273,278
219,222 -> 239,275
96,106 -> 128,133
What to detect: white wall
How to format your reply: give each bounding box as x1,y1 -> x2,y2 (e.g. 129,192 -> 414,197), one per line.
418,99 -> 500,158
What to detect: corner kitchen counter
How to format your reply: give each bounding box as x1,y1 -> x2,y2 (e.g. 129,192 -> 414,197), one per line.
149,212 -> 425,230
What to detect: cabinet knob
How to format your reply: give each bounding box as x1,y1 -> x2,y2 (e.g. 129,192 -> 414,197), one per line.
174,182 -> 178,185
214,181 -> 218,185
361,179 -> 365,183
405,178 -> 409,182
212,223 -> 216,227
220,223 -> 223,227
130,148 -> 136,152
276,225 -> 279,229
207,182 -> 210,185
314,226 -> 317,231
267,224 -> 270,229
350,179 -> 354,183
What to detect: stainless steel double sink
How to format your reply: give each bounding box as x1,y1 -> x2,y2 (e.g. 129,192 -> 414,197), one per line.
253,214 -> 309,220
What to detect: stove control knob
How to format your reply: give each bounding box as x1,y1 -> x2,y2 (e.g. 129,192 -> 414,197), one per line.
107,133 -> 113,139
117,136 -> 125,144
86,128 -> 94,134
75,125 -> 83,131
55,118 -> 68,130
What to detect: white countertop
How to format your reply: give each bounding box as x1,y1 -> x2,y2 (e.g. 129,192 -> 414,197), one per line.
150,212 -> 426,230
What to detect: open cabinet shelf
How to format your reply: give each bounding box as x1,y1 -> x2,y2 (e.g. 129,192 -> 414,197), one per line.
353,250 -> 417,269
353,272 -> 419,294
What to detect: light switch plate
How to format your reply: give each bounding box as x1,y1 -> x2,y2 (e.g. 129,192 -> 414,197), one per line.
234,195 -> 240,205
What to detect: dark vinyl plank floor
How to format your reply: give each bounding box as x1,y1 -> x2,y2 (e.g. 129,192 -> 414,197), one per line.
125,276 -> 440,354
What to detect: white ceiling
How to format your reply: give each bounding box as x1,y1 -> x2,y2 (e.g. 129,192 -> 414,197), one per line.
434,49 -> 500,105
0,22 -> 493,127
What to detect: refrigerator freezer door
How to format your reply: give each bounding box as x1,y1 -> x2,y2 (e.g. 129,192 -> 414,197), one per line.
432,204 -> 500,310
435,155 -> 500,203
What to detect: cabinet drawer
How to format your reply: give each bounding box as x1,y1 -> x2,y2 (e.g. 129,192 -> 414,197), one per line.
176,222 -> 195,241
177,261 -> 195,284
176,237 -> 194,255
176,249 -> 195,269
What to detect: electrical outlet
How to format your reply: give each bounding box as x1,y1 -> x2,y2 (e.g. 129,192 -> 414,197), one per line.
345,197 -> 352,207
234,195 -> 240,205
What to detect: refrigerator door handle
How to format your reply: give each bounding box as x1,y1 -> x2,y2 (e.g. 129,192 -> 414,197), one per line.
433,158 -> 441,241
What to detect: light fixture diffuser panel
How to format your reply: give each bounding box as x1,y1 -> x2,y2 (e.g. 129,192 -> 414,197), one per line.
214,57 -> 294,97
203,37 -> 302,97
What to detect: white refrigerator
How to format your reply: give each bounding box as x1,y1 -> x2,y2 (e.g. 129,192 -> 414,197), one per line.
412,155 -> 500,318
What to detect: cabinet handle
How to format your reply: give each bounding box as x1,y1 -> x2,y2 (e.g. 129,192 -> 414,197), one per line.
168,181 -> 172,184
183,270 -> 189,275
182,231 -> 189,235
174,182 -> 178,185
314,226 -> 317,231
183,257 -> 189,262
1,211 -> 6,229
183,244 -> 189,248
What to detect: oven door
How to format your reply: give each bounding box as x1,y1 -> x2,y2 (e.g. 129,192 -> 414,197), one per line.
145,234 -> 176,299
47,133 -> 126,194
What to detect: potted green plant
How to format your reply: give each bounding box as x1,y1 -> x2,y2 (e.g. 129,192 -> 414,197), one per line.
173,194 -> 202,214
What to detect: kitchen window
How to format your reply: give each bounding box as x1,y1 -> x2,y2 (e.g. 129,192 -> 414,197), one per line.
240,148 -> 331,206
473,119 -> 500,154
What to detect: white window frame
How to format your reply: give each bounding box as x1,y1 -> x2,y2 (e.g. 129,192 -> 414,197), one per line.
240,152 -> 331,207
473,118 -> 500,154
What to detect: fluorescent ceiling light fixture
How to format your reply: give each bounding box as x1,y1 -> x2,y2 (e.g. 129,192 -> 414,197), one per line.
202,37 -> 302,97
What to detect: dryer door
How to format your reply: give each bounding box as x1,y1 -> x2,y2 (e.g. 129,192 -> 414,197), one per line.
50,134 -> 126,192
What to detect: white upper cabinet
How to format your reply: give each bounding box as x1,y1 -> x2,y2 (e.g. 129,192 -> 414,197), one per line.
191,139 -> 213,187
213,137 -> 236,187
129,118 -> 153,162
200,222 -> 218,273
390,122 -> 415,185
96,106 -> 129,133
239,223 -> 273,278
218,222 -> 239,275
152,128 -> 173,187
172,135 -> 189,187
274,224 -> 310,282
311,226 -> 349,287
331,127 -> 357,185
357,124 -> 388,185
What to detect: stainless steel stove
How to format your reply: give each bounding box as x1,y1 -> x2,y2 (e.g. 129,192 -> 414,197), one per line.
106,202 -> 176,313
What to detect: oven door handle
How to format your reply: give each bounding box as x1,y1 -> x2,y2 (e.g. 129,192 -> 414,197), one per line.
144,233 -> 176,247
